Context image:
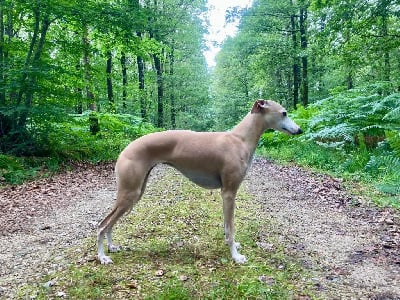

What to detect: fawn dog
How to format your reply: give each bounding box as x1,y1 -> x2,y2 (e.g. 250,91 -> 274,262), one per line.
97,99 -> 302,264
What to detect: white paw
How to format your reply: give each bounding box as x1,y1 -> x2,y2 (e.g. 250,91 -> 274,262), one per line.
233,254 -> 247,264
234,242 -> 241,250
99,255 -> 114,265
108,244 -> 121,253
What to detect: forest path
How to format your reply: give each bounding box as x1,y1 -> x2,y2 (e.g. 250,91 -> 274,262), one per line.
246,159 -> 400,299
0,159 -> 399,299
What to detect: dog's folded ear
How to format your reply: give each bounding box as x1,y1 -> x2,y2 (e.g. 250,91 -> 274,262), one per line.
251,99 -> 269,114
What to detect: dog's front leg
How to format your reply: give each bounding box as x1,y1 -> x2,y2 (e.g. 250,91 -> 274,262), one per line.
222,188 -> 247,264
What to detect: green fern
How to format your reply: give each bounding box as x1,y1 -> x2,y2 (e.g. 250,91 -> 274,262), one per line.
386,131 -> 400,156
367,154 -> 400,195
304,85 -> 400,149
377,184 -> 400,196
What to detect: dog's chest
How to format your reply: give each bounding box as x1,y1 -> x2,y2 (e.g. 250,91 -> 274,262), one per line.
178,168 -> 222,189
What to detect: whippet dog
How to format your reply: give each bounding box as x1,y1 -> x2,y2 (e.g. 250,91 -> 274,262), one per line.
97,99 -> 302,264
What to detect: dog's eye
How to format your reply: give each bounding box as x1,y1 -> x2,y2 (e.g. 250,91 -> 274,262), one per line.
282,111 -> 287,117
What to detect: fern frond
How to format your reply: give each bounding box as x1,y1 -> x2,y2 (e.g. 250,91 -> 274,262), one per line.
304,123 -> 357,146
377,184 -> 400,196
368,155 -> 400,178
384,106 -> 400,122
367,154 -> 400,195
386,131 -> 400,156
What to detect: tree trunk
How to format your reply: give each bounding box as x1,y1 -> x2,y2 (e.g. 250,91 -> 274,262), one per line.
18,13 -> 50,128
82,26 -> 95,110
343,7 -> 354,90
89,112 -> 100,135
136,31 -> 146,119
5,3 -> 14,104
136,30 -> 146,119
299,7 -> 308,107
0,3 -> 5,105
169,49 -> 176,129
291,14 -> 300,109
137,55 -> 146,119
16,7 -> 40,107
106,50 -> 113,106
383,51 -> 390,82
75,62 -> 83,114
153,53 -> 163,128
0,3 -> 7,138
379,1 -> 390,82
120,51 -> 127,110
82,26 -> 98,134
346,72 -> 354,90
131,0 -> 146,119
0,1 -> 14,138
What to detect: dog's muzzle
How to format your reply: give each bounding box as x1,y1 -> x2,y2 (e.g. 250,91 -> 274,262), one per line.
295,128 -> 303,135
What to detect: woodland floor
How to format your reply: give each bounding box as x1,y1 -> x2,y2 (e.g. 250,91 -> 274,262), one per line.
0,158 -> 399,299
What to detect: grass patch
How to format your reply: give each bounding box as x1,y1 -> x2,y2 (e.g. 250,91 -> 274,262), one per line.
18,168 -> 316,299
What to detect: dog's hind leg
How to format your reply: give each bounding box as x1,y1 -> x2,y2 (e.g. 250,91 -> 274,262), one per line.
97,189 -> 141,264
97,164 -> 154,264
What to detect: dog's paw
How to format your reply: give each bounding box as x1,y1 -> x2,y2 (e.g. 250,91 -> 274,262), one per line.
233,254 -> 247,264
98,255 -> 114,265
108,244 -> 121,253
234,242 -> 241,250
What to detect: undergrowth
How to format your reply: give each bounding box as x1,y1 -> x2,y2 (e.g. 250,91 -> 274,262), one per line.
17,169 -> 316,299
0,113 -> 157,185
259,83 -> 400,208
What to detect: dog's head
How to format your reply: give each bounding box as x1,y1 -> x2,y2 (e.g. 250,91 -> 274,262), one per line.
251,99 -> 303,135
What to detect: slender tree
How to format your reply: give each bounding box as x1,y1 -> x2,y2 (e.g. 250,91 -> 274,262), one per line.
290,10 -> 300,109
299,4 -> 308,106
120,51 -> 128,110
106,50 -> 113,106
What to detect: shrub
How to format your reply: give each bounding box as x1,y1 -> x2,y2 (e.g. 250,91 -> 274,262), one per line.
41,112 -> 158,161
259,83 -> 400,199
0,113 -> 158,185
304,86 -> 399,149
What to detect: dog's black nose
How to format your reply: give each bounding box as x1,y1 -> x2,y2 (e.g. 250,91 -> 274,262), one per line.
296,128 -> 303,134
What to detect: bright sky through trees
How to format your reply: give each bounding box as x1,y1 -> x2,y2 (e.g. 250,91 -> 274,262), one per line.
204,0 -> 253,67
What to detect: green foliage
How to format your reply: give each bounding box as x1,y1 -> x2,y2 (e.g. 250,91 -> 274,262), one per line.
0,114 -> 156,185
260,134 -> 345,172
213,0 -> 400,130
302,84 -> 400,197
0,154 -> 59,185
259,85 -> 400,202
0,0 -> 210,160
386,131 -> 400,156
367,131 -> 400,197
43,113 -> 157,161
304,85 -> 399,149
146,282 -> 191,300
0,155 -> 27,184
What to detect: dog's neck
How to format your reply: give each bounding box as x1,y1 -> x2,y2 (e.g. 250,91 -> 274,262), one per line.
231,112 -> 267,153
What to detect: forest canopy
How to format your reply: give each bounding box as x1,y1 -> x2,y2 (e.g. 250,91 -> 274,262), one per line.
0,0 -> 210,157
213,0 -> 400,129
213,0 -> 399,199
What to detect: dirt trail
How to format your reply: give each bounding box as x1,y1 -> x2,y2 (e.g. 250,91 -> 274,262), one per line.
0,159 -> 399,299
246,159 -> 400,299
